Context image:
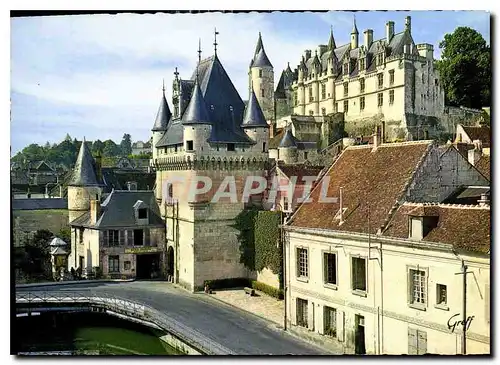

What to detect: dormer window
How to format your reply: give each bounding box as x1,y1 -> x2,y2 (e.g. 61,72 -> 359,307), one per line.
138,208 -> 148,219
377,53 -> 384,66
359,58 -> 365,71
409,216 -> 423,240
343,63 -> 349,75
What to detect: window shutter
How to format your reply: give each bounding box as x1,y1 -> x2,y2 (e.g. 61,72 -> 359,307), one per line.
407,269 -> 412,304
337,310 -> 345,342
103,230 -> 109,247
417,330 -> 427,355
408,328 -> 418,355
119,230 -> 125,246
145,229 -> 150,246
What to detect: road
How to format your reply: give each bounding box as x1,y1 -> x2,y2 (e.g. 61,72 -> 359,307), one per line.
16,281 -> 330,355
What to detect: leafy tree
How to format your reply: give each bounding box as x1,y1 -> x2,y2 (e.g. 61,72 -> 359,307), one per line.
120,133 -> 132,156
20,229 -> 54,282
436,27 -> 491,108
103,139 -> 121,156
92,139 -> 105,154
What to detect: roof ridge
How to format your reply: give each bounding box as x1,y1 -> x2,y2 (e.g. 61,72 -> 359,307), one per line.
402,201 -> 490,210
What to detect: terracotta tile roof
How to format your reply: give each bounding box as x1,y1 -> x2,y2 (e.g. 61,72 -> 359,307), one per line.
277,163 -> 324,185
462,125 -> 491,147
383,203 -> 490,254
289,141 -> 432,234
475,155 -> 490,181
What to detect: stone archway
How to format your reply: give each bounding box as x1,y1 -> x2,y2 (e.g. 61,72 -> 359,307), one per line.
167,246 -> 174,281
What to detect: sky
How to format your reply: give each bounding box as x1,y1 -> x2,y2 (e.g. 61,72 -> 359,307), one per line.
10,10 -> 491,155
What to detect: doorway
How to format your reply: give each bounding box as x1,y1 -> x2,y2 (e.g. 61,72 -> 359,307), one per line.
167,246 -> 174,279
355,314 -> 366,355
136,253 -> 160,279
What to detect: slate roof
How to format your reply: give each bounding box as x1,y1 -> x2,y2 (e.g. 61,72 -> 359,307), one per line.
241,88 -> 269,128
181,80 -> 212,125
462,125 -> 491,147
152,90 -> 172,131
157,55 -> 253,147
12,198 -> 68,210
269,129 -> 286,149
443,186 -> 490,205
475,155 -> 491,181
383,203 -> 490,254
251,33 -> 273,68
70,190 -> 163,229
275,65 -> 295,99
279,129 -> 298,148
289,141 -> 432,234
69,139 -> 101,187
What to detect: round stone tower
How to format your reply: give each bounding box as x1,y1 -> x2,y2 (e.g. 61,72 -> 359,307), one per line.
249,32 -> 274,122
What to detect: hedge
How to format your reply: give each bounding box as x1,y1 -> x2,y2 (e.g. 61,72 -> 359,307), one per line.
251,280 -> 284,300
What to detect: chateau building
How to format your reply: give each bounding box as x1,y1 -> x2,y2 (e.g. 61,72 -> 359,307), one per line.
151,39 -> 270,291
283,139 -> 490,355
278,16 -> 446,141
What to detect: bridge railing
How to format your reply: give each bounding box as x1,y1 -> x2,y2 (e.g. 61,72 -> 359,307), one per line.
15,291 -> 235,355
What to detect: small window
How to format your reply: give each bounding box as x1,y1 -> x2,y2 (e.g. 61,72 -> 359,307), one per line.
324,252 -> 337,285
79,228 -> 84,244
378,73 -> 384,88
422,73 -> 425,84
389,90 -> 395,105
352,257 -> 366,292
436,284 -> 447,306
409,268 -> 427,306
308,87 -> 313,102
359,78 -> 365,93
186,140 -> 194,151
296,248 -> 308,278
304,151 -> 308,160
377,93 -> 383,107
259,69 -> 263,78
335,103 -> 338,113
309,110 -> 314,116
227,143 -> 235,152
108,230 -> 119,247
124,261 -> 131,271
434,79 -> 438,86
321,108 -> 326,116
262,142 -> 266,153
261,89 -> 265,97
283,197 -> 289,211
343,100 -> 349,114
343,82 -> 348,97
294,92 -> 298,106
138,208 -> 148,219
134,229 -> 144,246
324,306 -> 337,337
359,58 -> 365,71
321,84 -> 326,99
296,298 -> 308,328
389,70 -> 395,85
360,96 -> 365,111
108,255 -> 119,273
343,63 -> 349,75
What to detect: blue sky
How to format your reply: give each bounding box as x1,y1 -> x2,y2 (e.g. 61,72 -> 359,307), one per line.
10,10 -> 490,155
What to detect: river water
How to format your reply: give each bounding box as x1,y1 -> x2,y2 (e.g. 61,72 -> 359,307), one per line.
14,311 -> 183,355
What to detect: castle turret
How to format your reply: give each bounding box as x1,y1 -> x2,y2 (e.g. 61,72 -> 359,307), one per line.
152,81 -> 172,161
241,86 -> 269,153
67,138 -> 102,224
327,27 -> 336,50
278,128 -> 298,164
249,32 -> 274,122
351,16 -> 359,49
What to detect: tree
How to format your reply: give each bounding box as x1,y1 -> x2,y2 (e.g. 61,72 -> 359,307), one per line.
120,133 -> 132,156
436,27 -> 491,109
20,229 -> 54,282
103,139 -> 120,156
92,139 -> 105,154
64,133 -> 72,141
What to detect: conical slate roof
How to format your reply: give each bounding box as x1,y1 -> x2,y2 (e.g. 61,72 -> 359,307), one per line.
254,32 -> 264,58
69,140 -> 100,187
253,47 -> 273,68
152,90 -> 172,131
351,18 -> 359,34
181,80 -> 212,125
241,88 -> 269,128
279,129 -> 297,148
49,237 -> 68,247
328,29 -> 336,50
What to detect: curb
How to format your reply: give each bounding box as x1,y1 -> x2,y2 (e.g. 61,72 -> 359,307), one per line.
15,279 -> 136,288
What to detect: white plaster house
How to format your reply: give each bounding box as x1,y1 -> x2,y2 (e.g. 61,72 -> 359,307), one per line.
283,139 -> 490,355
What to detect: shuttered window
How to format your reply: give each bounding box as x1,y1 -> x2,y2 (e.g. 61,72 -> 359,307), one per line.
323,306 -> 337,337
408,328 -> 427,355
145,229 -> 151,246
296,298 -> 308,328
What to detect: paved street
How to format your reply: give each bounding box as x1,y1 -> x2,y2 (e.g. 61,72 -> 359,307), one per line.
16,281 -> 332,355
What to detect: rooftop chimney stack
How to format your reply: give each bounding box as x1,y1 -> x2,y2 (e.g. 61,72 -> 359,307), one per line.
364,29 -> 373,49
339,187 -> 344,225
386,21 -> 395,42
468,148 -> 482,166
90,199 -> 101,224
405,16 -> 412,35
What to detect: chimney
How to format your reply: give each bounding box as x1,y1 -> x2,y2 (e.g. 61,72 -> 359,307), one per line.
90,199 -> 101,225
364,29 -> 373,49
478,193 -> 489,207
269,121 -> 276,138
339,187 -> 344,225
386,21 -> 395,42
468,148 -> 481,166
304,50 -> 312,60
405,16 -> 412,35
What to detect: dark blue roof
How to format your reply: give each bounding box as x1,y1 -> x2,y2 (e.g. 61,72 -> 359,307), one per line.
182,80 -> 211,125
152,91 -> 172,131
68,140 -> 101,187
241,88 -> 269,128
252,47 -> 273,68
279,129 -> 298,148
12,198 -> 68,210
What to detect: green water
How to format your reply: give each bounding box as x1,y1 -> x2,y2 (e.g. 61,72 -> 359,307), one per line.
14,312 -> 183,355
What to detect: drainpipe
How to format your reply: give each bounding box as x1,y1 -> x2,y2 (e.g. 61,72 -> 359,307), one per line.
461,260 -> 468,355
